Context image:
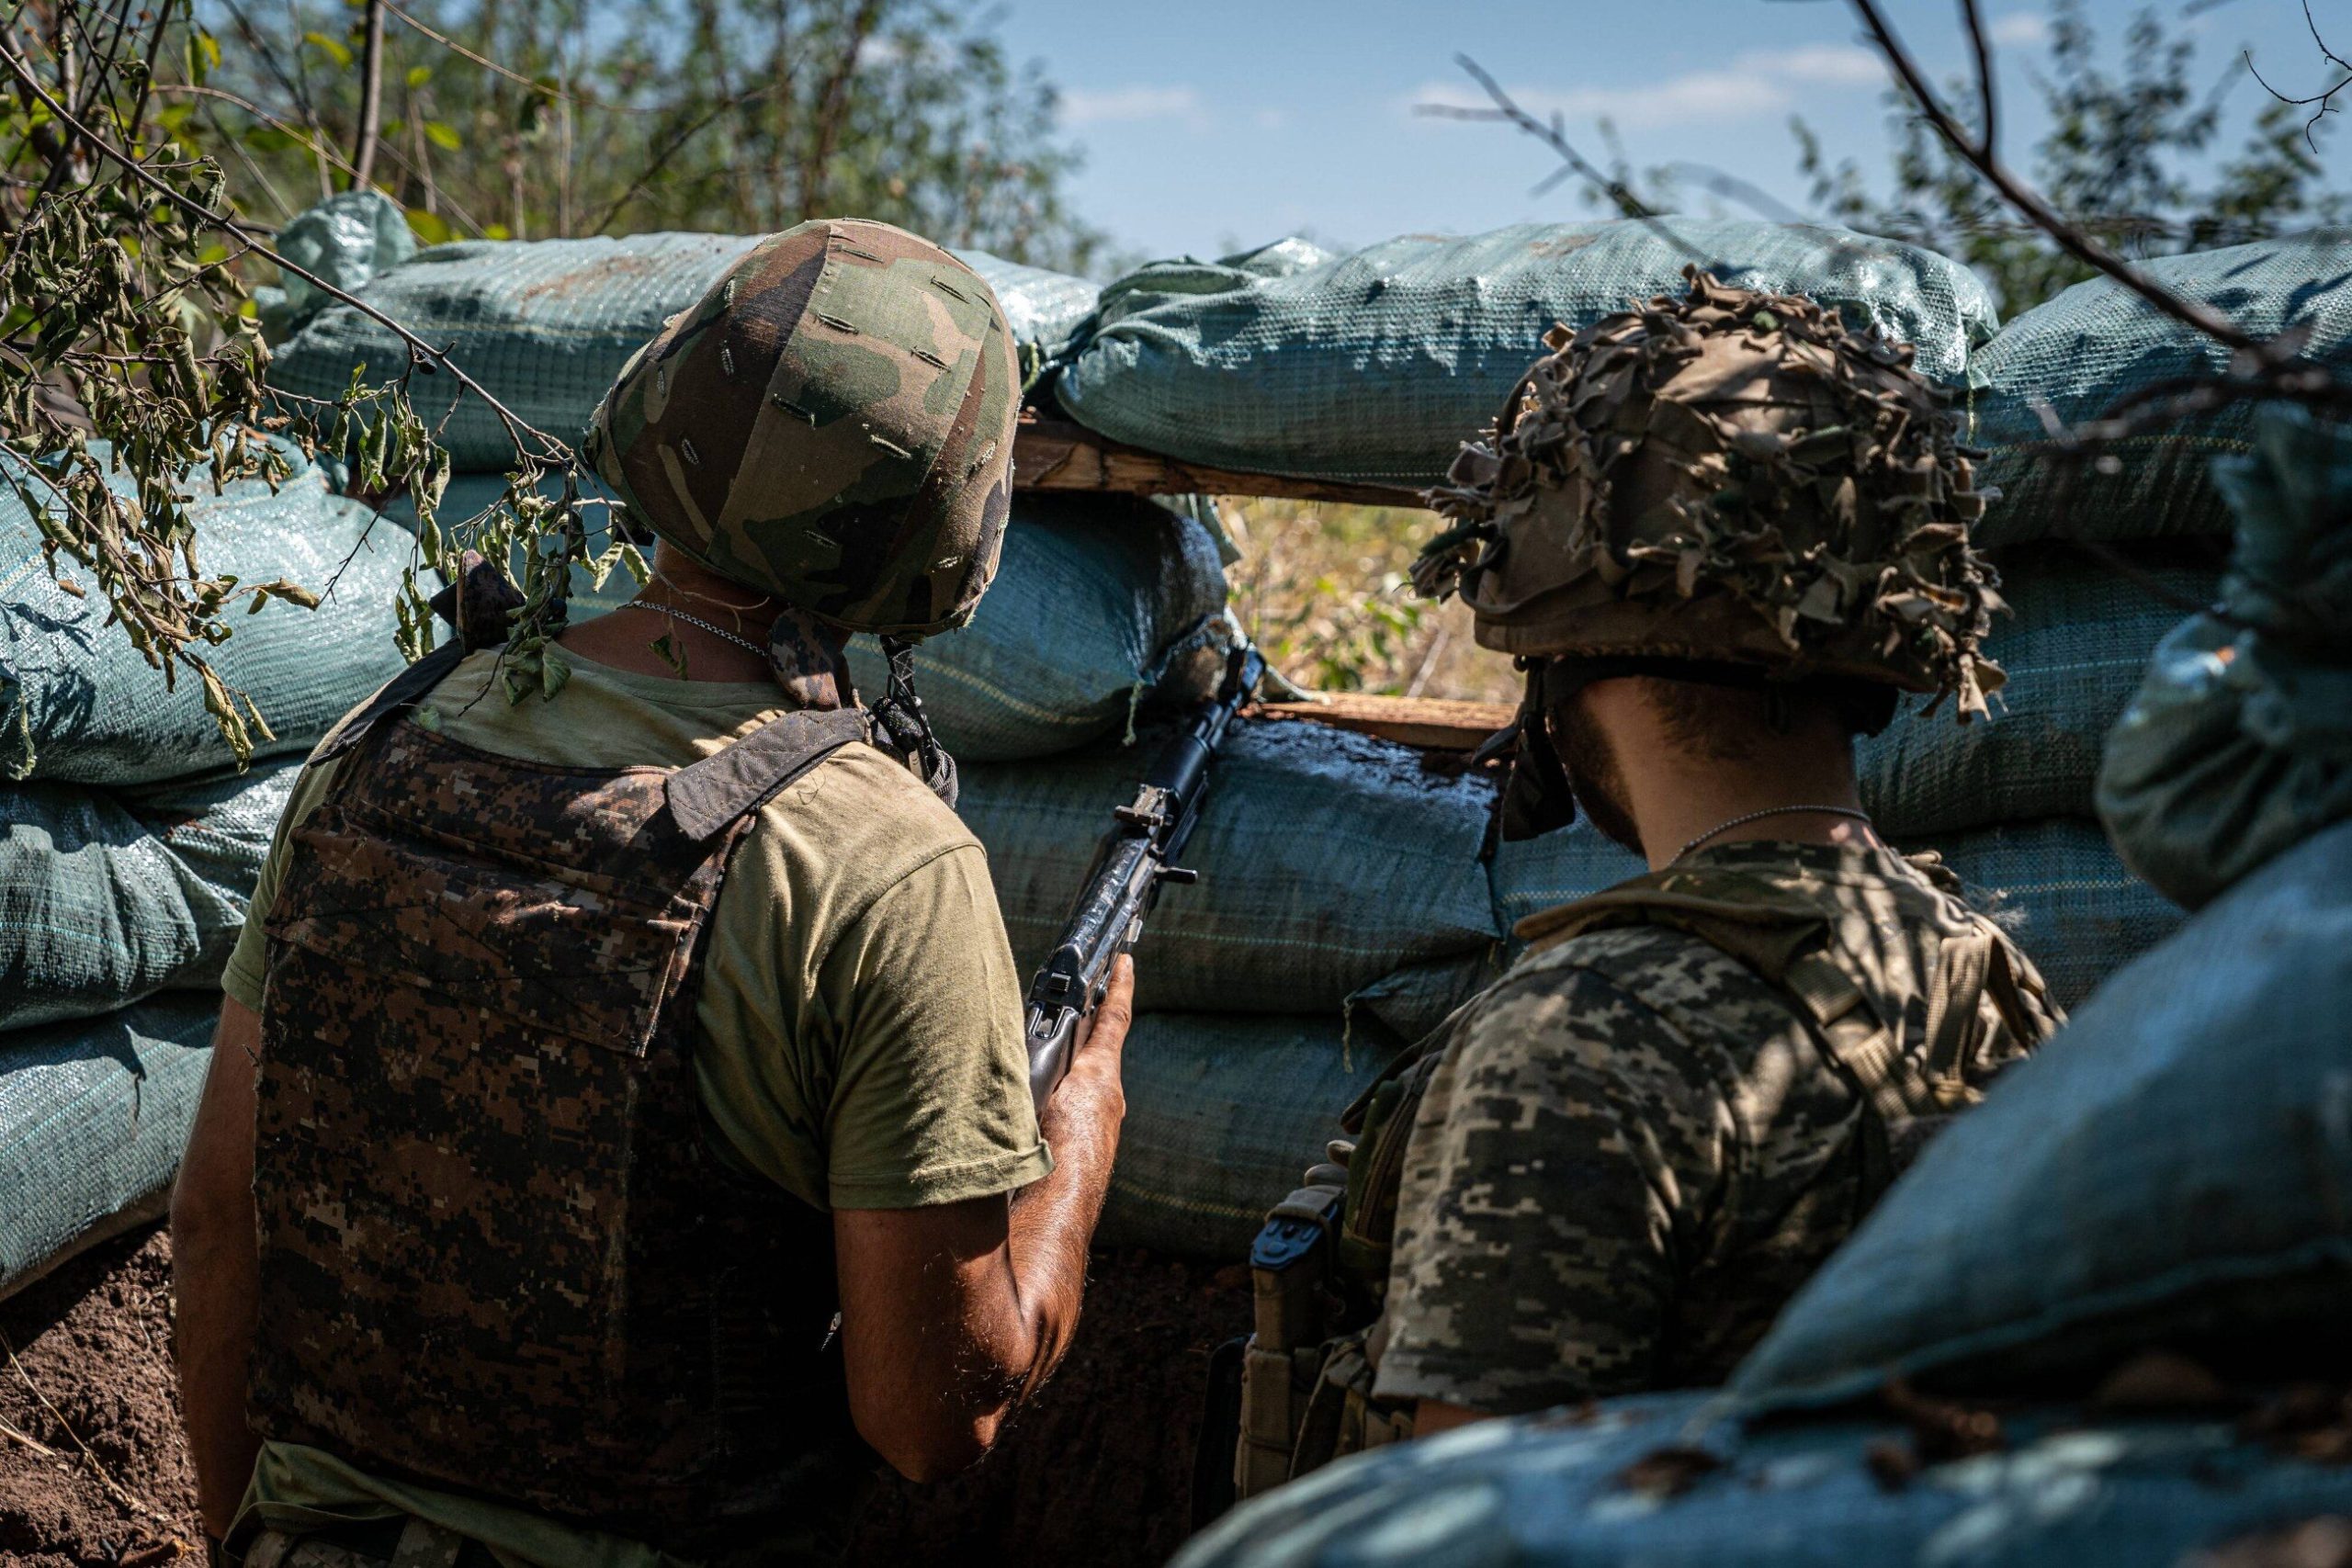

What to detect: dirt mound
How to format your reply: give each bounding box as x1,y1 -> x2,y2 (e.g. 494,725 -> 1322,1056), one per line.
0,1227 -> 201,1568
0,1228 -> 1250,1568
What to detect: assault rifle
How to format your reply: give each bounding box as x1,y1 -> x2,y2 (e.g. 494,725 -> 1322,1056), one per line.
1023,645 -> 1267,1112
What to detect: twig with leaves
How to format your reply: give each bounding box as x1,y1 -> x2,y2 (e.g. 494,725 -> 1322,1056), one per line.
0,0 -> 620,771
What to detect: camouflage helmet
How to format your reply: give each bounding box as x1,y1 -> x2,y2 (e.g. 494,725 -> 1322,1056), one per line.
1417,268 -> 2006,718
584,219 -> 1019,638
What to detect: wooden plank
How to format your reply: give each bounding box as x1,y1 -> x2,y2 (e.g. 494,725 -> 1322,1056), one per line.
1012,416 -> 1424,508
1259,693 -> 1515,752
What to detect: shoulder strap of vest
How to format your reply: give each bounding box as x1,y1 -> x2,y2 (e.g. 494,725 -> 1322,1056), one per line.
664,705 -> 871,840
310,638 -> 469,763
311,553 -> 526,764
1522,863 -> 1983,1127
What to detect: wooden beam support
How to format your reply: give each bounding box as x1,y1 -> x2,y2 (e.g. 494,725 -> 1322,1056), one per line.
1012,415 -> 1424,509
1257,693 -> 1514,752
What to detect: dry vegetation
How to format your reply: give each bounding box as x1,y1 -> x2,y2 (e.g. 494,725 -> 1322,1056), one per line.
1220,497 -> 1518,705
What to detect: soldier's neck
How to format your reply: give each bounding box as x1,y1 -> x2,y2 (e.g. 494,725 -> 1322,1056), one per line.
557,545 -> 782,683
1595,700 -> 1874,872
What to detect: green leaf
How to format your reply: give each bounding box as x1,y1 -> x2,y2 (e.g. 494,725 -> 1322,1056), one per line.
242,126 -> 300,153
423,120 -> 462,152
187,29 -> 220,84
406,64 -> 434,89
404,207 -> 451,245
483,223 -> 512,241
303,29 -> 354,68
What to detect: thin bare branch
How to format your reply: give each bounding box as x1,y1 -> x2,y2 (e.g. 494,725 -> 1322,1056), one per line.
1846,0 -> 2268,358
2245,2 -> 2352,154
350,0 -> 386,187
1960,0 -> 1997,156
1418,53 -> 1657,220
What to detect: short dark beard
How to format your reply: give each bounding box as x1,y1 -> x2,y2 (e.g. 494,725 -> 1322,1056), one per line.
1549,701 -> 1644,854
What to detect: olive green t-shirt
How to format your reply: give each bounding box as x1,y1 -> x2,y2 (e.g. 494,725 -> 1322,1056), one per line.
220,648 -> 1047,1567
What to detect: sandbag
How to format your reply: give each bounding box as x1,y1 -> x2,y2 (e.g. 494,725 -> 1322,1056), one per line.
1726,819 -> 2352,1416
1175,1389 -> 2352,1568
385,483 -> 1230,761
1859,555 -> 2221,837
1489,818 -> 2173,1012
958,718 -> 1499,1015
1967,229 -> 2352,545
0,762 -> 299,1032
1058,220 -> 1996,486
1099,1014 -> 1391,1260
255,190 -> 416,341
1,445 -> 411,784
1916,819 -> 2180,1011
0,996 -> 217,1302
268,231 -> 1100,470
2098,407 -> 2352,908
843,494 -> 1229,761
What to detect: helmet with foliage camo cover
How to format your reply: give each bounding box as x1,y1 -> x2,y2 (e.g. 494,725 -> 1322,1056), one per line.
1416,266 -> 2007,716
584,218 -> 1019,637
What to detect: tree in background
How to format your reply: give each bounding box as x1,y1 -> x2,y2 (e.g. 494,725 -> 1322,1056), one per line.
1792,1 -> 2346,313
190,0 -> 1104,271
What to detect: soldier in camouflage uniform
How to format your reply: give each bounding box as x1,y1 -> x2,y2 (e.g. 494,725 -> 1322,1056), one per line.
171,220 -> 1136,1568
1228,271 -> 2063,1496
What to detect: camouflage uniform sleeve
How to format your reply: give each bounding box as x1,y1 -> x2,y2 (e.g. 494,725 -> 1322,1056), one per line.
1371,957 -> 1738,1415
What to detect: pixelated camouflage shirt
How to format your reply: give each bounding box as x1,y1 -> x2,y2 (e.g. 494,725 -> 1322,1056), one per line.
1373,840 -> 2056,1416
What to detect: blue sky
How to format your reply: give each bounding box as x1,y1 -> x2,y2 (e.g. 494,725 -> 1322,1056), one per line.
988,0 -> 2352,267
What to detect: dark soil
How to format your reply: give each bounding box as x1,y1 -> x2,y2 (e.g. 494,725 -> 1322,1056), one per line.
0,1227 -> 202,1568
846,1249 -> 1251,1568
0,1229 -> 1250,1568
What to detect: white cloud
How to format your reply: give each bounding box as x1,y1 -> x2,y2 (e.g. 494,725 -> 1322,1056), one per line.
1989,12 -> 2051,47
1414,44 -> 1887,131
1060,85 -> 1204,128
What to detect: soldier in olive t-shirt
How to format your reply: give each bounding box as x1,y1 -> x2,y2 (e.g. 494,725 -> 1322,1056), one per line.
215,646 -> 1046,1568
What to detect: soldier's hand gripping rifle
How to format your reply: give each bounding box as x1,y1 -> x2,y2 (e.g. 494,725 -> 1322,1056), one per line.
1023,646 -> 1267,1112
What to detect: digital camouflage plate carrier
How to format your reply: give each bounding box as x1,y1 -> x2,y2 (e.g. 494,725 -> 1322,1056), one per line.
1227,848 -> 2060,1501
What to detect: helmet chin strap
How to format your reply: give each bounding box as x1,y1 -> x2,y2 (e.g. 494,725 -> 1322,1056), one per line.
868,635 -> 959,808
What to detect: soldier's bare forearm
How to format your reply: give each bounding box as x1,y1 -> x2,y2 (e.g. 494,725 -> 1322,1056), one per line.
172,998 -> 266,1539
832,959 -> 1131,1481
1003,984 -> 1129,1402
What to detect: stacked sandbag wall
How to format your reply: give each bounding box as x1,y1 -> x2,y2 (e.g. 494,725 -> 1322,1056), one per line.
0,444 -> 412,1300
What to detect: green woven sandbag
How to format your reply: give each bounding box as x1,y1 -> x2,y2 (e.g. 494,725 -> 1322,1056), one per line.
0,762 -> 300,1032
384,483 -> 1231,761
1098,1013 -> 1392,1259
1176,1389 -> 2352,1568
1919,818 -> 2183,1010
1967,229 -> 2352,546
957,718 -> 1500,1015
0,995 -> 217,1302
1058,219 -> 1996,487
1726,818 -> 2352,1416
1858,554 -> 2220,838
1490,817 -> 2177,1012
267,231 -> 1102,471
842,495 -> 1228,761
0,445 -> 411,784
